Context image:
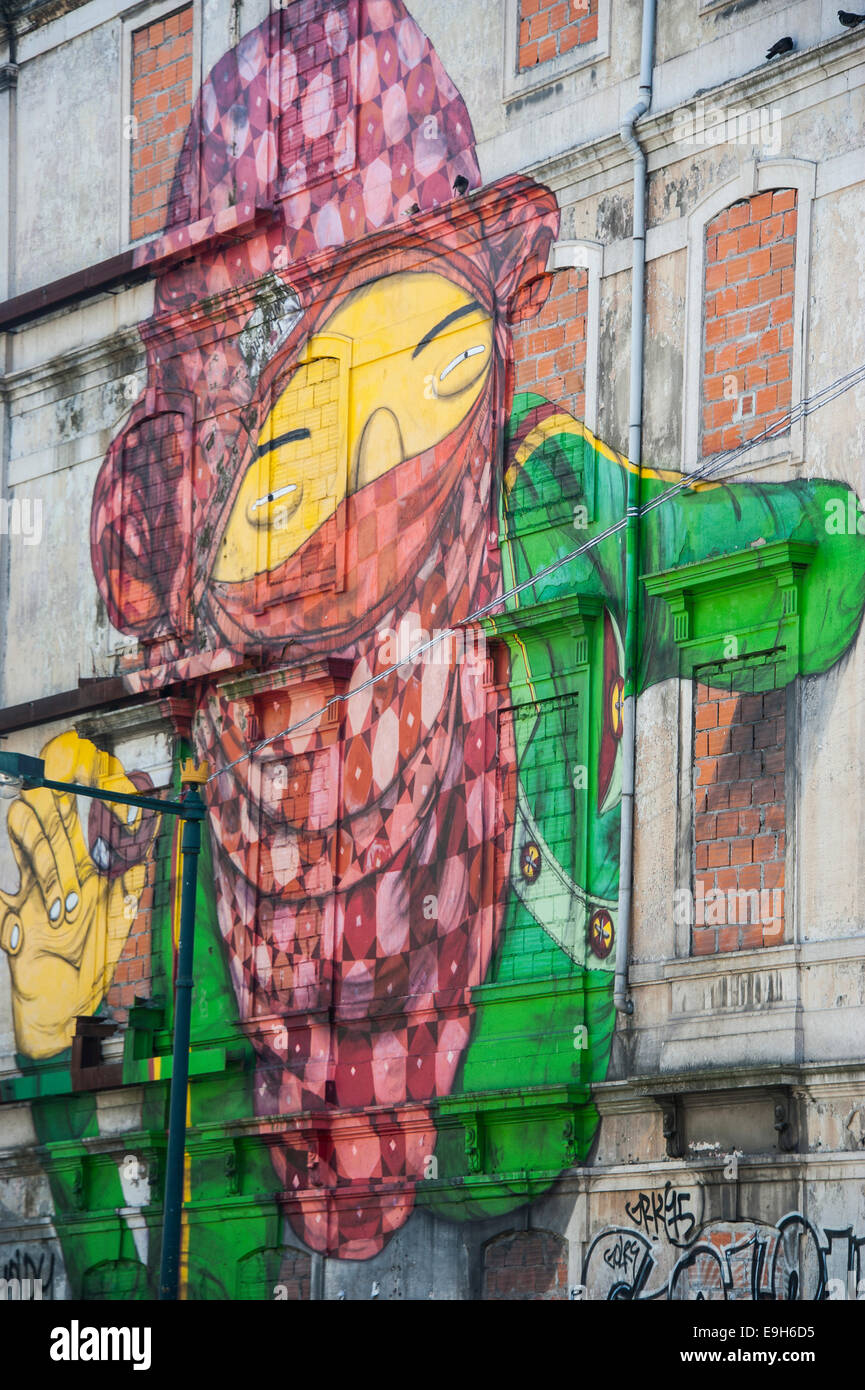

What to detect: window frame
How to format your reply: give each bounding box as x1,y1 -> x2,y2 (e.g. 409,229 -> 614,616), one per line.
680,157 -> 816,477
547,238 -> 604,440
502,0 -> 610,105
642,543 -> 809,959
120,0 -> 202,251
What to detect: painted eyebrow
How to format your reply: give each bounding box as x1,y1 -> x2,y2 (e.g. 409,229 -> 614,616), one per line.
411,300 -> 482,359
255,427 -> 311,460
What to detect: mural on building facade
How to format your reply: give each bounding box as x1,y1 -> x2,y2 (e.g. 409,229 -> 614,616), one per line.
2,0 -> 865,1294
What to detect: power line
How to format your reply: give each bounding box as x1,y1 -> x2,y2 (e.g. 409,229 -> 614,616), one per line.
205,360 -> 865,784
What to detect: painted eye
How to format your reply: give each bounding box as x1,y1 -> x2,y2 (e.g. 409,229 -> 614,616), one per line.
251,482 -> 298,513
434,342 -> 489,398
246,481 -> 302,527
439,345 -> 485,382
609,676 -> 625,739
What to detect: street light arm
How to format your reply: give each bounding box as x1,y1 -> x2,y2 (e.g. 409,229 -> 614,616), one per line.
38,776 -> 206,819
0,750 -> 208,819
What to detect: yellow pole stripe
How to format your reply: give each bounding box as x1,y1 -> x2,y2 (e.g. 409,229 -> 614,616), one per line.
180,1139 -> 191,1301
172,821 -> 183,951
513,632 -> 537,704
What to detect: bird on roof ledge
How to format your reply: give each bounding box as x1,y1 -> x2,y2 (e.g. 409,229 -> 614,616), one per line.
766,36 -> 795,59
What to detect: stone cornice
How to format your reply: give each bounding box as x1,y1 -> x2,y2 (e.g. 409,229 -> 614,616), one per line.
481,591 -> 602,641
523,29 -> 865,196
14,0 -> 91,36
136,174 -> 555,351
593,1061 -> 865,1111
0,323 -> 145,401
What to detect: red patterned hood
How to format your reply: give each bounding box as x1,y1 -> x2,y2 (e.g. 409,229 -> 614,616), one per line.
89,0 -> 561,1262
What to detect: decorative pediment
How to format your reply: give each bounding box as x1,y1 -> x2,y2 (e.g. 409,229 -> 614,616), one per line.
642,540 -> 816,678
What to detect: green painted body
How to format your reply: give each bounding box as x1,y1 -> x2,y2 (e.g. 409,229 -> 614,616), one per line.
423,393 -> 865,1222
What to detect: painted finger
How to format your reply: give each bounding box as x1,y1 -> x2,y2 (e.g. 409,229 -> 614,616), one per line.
22,789 -> 84,920
54,790 -> 94,879
0,886 -> 26,958
7,797 -> 71,927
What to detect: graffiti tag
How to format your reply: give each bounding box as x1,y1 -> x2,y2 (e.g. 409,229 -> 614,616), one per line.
624,1181 -> 696,1247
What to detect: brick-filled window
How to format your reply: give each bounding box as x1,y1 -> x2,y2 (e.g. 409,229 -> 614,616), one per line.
105,870 -> 155,1016
692,662 -> 786,955
105,800 -> 170,1018
130,6 -> 194,241
105,850 -> 168,1017
278,0 -> 355,191
511,267 -> 588,422
702,190 -> 797,456
483,1230 -> 569,1299
261,354 -> 345,598
493,694 -> 582,983
249,687 -> 340,1020
517,0 -> 598,71
118,412 -> 190,634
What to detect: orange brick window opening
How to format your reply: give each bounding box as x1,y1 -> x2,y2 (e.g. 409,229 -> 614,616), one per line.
483,1231 -> 569,1300
511,266 -> 588,421
106,850 -> 163,1018
518,0 -> 598,71
702,189 -> 797,456
130,6 -> 195,242
692,665 -> 786,955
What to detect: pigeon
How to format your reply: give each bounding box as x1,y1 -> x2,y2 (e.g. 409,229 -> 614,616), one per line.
452,174 -> 469,196
403,202 -> 420,216
838,9 -> 865,25
766,36 -> 795,58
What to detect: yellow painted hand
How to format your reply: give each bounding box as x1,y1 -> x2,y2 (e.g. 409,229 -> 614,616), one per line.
0,731 -> 160,1059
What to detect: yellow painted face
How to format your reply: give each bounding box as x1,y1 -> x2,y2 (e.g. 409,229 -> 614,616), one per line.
212,270 -> 493,583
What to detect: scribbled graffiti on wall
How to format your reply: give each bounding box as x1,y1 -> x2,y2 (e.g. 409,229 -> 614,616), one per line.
583,1203 -> 865,1300
0,1246 -> 56,1299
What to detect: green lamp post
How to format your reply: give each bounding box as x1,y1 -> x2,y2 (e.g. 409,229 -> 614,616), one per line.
0,747 -> 209,1302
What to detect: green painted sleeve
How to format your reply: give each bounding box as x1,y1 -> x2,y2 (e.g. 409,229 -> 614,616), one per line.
640,474 -> 865,685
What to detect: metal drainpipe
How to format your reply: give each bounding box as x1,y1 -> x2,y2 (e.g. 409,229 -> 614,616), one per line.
0,3 -> 18,713
1,3 -> 17,64
614,0 -> 656,1016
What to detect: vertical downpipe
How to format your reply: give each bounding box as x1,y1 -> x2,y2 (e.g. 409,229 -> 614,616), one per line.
614,0 -> 656,1016
0,7 -> 18,709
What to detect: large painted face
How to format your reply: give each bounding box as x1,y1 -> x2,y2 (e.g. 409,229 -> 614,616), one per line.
212,270 -> 493,584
